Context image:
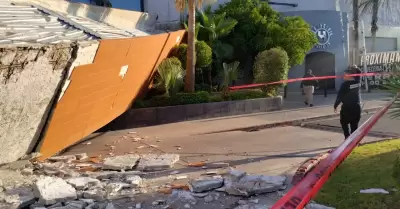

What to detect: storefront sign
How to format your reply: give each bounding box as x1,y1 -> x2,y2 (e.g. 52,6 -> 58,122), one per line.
312,24 -> 333,49
360,51 -> 399,89
361,51 -> 400,65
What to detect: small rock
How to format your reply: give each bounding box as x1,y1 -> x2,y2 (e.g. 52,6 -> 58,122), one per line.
128,132 -> 137,134
136,146 -> 145,149
66,177 -> 100,190
189,177 -> 224,193
237,200 -> 247,205
80,199 -> 94,205
108,189 -> 136,200
305,203 -> 336,209
47,202 -> 62,208
233,204 -> 270,209
249,199 -> 259,204
125,175 -> 142,187
204,195 -> 213,203
191,193 -> 209,198
105,203 -> 116,209
83,189 -> 106,201
136,154 -> 180,171
152,200 -> 165,205
48,155 -> 77,163
75,153 -> 88,160
135,202 -> 142,208
105,183 -> 127,194
102,154 -> 140,170
170,171 -> 180,175
33,176 -> 77,205
205,162 -> 230,169
167,190 -> 197,205
184,204 -> 191,208
21,168 -> 34,175
66,200 -> 87,208
360,188 -> 389,194
175,175 -> 188,180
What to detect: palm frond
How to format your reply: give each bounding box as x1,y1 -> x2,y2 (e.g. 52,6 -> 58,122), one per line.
154,59 -> 185,97
382,63 -> 400,119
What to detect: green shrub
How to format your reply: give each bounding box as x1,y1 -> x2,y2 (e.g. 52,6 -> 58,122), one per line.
168,56 -> 182,68
228,89 -> 265,100
154,58 -> 185,97
174,44 -> 188,67
195,41 -> 212,68
253,47 -> 289,96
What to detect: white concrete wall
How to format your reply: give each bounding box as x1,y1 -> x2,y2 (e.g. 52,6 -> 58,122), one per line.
0,41 -> 99,164
21,0 -> 158,32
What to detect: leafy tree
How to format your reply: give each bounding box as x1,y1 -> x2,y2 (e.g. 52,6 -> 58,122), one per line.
175,0 -> 206,92
196,5 -> 238,61
253,47 -> 289,96
359,0 -> 391,52
216,0 -> 317,77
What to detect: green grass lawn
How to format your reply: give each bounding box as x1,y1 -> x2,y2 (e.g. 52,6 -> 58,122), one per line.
315,139 -> 400,209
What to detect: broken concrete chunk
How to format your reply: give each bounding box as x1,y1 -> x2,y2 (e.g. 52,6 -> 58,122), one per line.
102,154 -> 140,170
48,155 -> 77,163
47,202 -> 62,208
189,177 -> 224,193
33,176 -> 77,205
125,175 -> 142,187
3,186 -> 35,208
233,204 -> 270,209
105,203 -> 116,209
204,195 -> 214,203
136,154 -> 180,171
75,153 -> 88,160
82,189 -> 106,201
66,177 -> 100,190
66,200 -> 87,209
107,189 -> 137,200
225,175 -> 286,197
167,190 -> 197,205
21,168 -> 34,175
0,160 -> 33,171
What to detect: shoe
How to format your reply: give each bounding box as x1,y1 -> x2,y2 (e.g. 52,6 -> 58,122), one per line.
305,101 -> 308,105
309,104 -> 314,107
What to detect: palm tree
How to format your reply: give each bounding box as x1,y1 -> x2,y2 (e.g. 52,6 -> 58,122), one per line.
175,0 -> 202,92
90,0 -> 112,7
359,0 -> 391,52
352,0 -> 360,64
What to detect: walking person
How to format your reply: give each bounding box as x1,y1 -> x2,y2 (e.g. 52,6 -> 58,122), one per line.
334,66 -> 362,140
300,69 -> 319,107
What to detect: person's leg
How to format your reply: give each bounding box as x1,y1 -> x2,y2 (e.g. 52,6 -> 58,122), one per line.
340,111 -> 350,139
350,105 -> 362,134
304,86 -> 311,105
309,86 -> 315,107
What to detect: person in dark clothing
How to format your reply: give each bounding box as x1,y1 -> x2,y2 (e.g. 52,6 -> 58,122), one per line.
334,66 -> 362,139
300,69 -> 319,107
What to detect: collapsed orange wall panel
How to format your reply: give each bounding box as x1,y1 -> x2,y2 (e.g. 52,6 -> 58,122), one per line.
38,30 -> 185,159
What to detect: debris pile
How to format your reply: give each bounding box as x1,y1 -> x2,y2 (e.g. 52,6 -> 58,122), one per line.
0,152 -> 334,209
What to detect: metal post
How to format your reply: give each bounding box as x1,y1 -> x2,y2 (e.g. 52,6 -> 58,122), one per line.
361,20 -> 370,92
324,80 -> 327,97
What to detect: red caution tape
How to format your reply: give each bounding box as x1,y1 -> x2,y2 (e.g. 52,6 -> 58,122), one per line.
270,93 -> 399,209
229,72 -> 390,90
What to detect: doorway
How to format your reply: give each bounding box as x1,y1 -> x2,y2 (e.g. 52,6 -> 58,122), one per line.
305,52 -> 336,90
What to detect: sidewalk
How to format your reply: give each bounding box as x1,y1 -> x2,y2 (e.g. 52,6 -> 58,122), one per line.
114,98 -> 388,139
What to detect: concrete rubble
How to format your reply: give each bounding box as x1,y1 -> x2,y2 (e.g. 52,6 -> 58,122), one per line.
0,152 -> 335,209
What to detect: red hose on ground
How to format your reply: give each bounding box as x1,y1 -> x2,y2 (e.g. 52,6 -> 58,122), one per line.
270,93 -> 399,209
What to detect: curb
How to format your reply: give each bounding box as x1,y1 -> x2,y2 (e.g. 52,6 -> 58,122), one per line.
202,106 -> 383,134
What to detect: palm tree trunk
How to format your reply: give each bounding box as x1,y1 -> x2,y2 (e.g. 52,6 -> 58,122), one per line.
184,0 -> 196,93
353,0 -> 360,64
371,0 -> 379,53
